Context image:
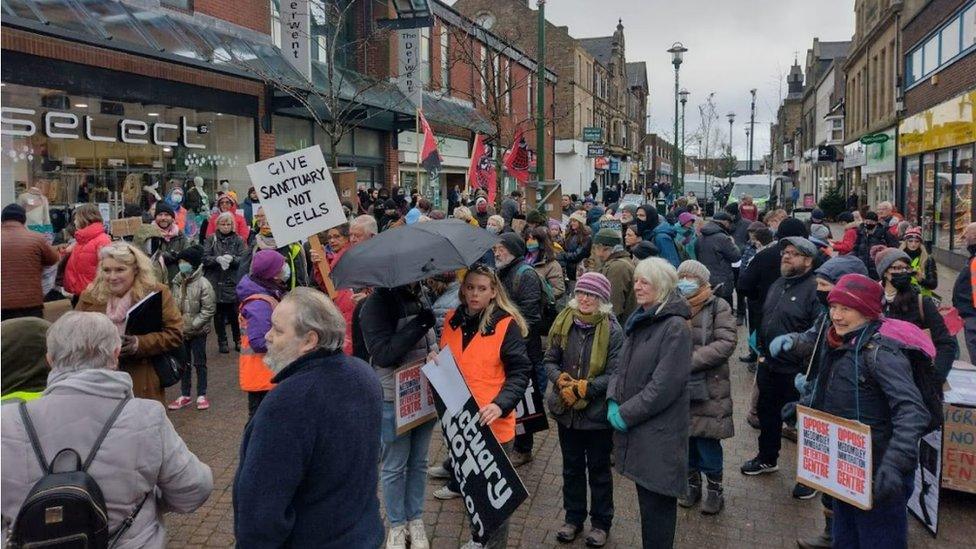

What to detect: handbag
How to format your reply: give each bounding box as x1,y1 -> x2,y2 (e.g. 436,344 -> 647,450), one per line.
152,345 -> 186,388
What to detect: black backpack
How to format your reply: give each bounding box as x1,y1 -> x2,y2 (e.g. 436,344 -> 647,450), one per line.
9,398 -> 149,549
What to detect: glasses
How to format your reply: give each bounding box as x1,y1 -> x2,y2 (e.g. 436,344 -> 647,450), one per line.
887,265 -> 911,274
781,250 -> 804,259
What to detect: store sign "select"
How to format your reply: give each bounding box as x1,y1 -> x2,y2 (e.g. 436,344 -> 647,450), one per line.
0,107 -> 206,149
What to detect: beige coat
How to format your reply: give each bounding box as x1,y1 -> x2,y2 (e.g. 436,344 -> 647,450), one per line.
687,295 -> 737,440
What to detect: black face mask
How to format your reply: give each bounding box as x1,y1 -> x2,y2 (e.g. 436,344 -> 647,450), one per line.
969,244 -> 976,257
817,290 -> 830,307
890,272 -> 913,291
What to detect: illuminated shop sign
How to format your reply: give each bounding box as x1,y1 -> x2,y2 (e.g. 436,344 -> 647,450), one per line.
0,108 -> 207,149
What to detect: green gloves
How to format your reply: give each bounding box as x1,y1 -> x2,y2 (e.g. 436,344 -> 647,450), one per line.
607,400 -> 628,432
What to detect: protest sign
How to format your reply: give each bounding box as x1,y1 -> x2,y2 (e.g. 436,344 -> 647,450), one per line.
245,145 -> 345,247
599,218 -> 622,232
422,348 -> 528,543
909,430 -> 942,535
796,405 -> 873,510
394,361 -> 436,435
942,403 -> 976,494
110,217 -> 143,238
515,380 -> 548,436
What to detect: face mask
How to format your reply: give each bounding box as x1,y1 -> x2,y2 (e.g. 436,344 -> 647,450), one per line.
526,240 -> 539,252
280,264 -> 292,283
817,290 -> 830,307
486,225 -> 501,235
178,261 -> 193,274
890,272 -> 913,291
170,193 -> 183,205
676,278 -> 700,297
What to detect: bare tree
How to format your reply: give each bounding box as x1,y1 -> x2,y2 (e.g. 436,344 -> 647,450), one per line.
695,92 -> 721,180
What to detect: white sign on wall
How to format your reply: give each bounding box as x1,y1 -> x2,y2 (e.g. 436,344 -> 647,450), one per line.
280,0 -> 311,80
245,145 -> 345,246
398,29 -> 423,108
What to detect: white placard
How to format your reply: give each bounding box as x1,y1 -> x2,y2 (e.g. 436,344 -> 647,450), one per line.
280,0 -> 311,80
796,405 -> 873,510
421,347 -> 467,415
245,146 -> 345,246
398,28 -> 423,108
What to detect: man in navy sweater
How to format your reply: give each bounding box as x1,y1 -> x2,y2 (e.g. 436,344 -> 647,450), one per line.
234,287 -> 384,548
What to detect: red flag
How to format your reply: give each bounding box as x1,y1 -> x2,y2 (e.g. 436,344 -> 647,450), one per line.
467,133 -> 498,203
503,127 -> 531,185
418,110 -> 441,176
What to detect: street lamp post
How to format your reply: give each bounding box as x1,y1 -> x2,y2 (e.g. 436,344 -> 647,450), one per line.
749,88 -> 756,173
667,42 -> 687,195
727,112 -> 735,187
535,1 -> 546,187
679,89 -> 689,191
744,126 -> 751,174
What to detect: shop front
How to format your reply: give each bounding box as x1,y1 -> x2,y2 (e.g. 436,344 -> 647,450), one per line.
862,127 -> 896,208
398,130 -> 471,209
899,91 -> 976,269
843,140 -> 866,200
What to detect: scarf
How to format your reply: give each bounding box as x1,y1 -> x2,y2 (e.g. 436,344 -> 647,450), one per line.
105,291 -> 133,335
624,303 -> 658,335
547,306 -> 610,381
153,220 -> 180,242
684,285 -> 713,318
255,233 -> 278,251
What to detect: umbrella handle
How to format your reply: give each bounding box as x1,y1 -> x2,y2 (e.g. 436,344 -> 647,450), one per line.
309,234 -> 338,299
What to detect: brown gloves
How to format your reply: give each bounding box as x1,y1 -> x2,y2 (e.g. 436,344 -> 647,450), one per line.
557,375 -> 589,410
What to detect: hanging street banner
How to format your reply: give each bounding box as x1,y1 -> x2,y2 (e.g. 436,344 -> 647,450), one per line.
422,348 -> 529,544
245,145 -> 345,246
796,405 -> 873,510
398,28 -> 423,108
514,381 -> 548,436
280,0 -> 311,80
395,361 -> 437,435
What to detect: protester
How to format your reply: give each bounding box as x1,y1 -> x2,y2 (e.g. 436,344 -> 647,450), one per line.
527,226 -> 566,301
643,207 -> 681,267
899,226 -> 938,296
592,228 -> 637,325
809,224 -> 833,257
75,242 -> 182,403
500,190 -> 522,226
61,203 -> 111,298
167,246 -> 216,411
136,201 -> 190,283
233,288 -> 384,548
350,214 -> 379,244
607,257 -> 692,548
203,212 -> 247,353
545,272 -> 623,546
855,212 -> 898,279
812,274 -> 928,547
808,208 -> 832,238
2,312 -> 212,547
242,186 -> 259,227
695,212 -> 742,307
875,247 -> 956,383
1,204 -> 59,320
486,214 -> 505,235
742,237 -> 819,479
360,282 -> 438,549
624,224 -> 643,255
674,260 -> 737,515
248,217 -> 309,289
674,212 -> 698,261
548,218 -> 565,249
559,211 -> 592,281
438,263 -> 532,549
739,195 -> 758,222
831,211 -> 859,255
236,249 -> 289,417
953,222 -> 976,362
0,317 -> 50,402
205,193 -> 250,240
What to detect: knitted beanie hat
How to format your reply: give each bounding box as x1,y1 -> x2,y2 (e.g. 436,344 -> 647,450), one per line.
498,232 -> 527,259
677,260 -> 711,283
903,226 -> 923,241
631,241 -> 657,260
177,246 -> 204,269
575,272 -> 612,302
874,247 -> 910,277
828,274 -> 883,319
251,249 -> 286,280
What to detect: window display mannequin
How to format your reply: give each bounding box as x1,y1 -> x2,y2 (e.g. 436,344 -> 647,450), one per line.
185,175 -> 210,214
17,186 -> 52,233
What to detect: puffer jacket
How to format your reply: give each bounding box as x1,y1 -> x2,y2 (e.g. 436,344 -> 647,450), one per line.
559,229 -> 592,280
63,222 -> 111,295
651,223 -> 681,268
831,222 -> 859,255
854,224 -> 898,279
202,231 -> 247,303
694,221 -> 742,301
498,260 -> 543,329
598,250 -> 636,325
1,369 -> 212,548
811,322 -> 928,476
544,315 -> 623,430
171,266 -> 216,338
204,196 -> 250,240
687,295 -> 737,440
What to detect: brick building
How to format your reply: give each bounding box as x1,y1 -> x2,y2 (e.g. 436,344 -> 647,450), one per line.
770,59 -> 805,203
898,0 -> 976,269
797,38 -> 850,203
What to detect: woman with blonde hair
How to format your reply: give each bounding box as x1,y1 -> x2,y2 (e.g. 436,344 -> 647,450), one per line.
452,206 -> 479,227
76,241 -> 182,402
435,263 -> 532,549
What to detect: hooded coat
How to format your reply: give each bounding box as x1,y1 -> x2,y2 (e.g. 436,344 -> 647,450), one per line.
0,317 -> 50,400
598,250 -> 637,325
2,369 -> 213,549
694,221 -> 742,301
205,195 -> 251,240
642,207 -> 681,267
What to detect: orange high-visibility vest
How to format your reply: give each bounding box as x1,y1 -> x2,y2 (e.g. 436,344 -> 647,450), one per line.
440,310 -> 516,444
238,294 -> 279,392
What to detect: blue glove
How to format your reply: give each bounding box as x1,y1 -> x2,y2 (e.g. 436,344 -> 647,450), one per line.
769,334 -> 795,358
794,373 -> 808,394
607,400 -> 628,432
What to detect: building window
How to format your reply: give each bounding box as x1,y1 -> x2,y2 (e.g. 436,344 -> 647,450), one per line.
493,55 -> 500,107
440,28 -> 450,93
420,28 -> 431,86
943,17 -> 961,61
905,2 -> 976,87
480,45 -> 488,104
527,74 -> 534,116
161,0 -> 192,9
830,118 -> 843,142
965,5 -> 976,48
935,150 -> 953,251
504,59 -> 511,114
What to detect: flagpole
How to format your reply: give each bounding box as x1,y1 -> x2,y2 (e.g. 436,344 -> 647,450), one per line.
415,107 -> 422,199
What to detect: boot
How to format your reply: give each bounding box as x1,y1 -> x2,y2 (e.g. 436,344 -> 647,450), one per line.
700,473 -> 724,515
796,510 -> 832,548
677,470 -> 701,508
218,341 -> 230,354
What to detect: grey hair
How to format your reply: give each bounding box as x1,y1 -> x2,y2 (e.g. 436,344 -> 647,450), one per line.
46,312 -> 121,373
634,257 -> 679,305
351,214 -> 378,236
567,297 -> 613,315
216,211 -> 236,225
282,287 -> 346,352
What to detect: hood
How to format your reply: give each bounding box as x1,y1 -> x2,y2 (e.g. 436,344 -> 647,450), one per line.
74,221 -> 106,244
216,193 -> 239,213
814,255 -> 868,284
236,274 -> 282,302
44,368 -> 133,399
699,221 -> 727,237
653,223 -> 676,237
586,207 -> 605,225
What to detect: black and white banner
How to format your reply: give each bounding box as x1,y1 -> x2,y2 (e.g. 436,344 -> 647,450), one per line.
515,380 -> 548,436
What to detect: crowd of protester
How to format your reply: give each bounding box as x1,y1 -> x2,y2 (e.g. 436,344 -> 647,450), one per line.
0,178 -> 970,548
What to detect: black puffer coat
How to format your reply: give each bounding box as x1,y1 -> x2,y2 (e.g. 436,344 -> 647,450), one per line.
203,231 -> 248,303
759,269 -> 819,374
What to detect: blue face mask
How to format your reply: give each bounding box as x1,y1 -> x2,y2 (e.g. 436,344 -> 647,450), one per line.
178,261 -> 193,274
280,263 -> 292,283
676,278 -> 700,296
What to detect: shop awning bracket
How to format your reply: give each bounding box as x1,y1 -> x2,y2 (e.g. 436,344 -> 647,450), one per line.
16,0 -> 49,25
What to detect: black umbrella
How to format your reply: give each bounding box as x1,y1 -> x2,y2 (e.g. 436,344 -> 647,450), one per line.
330,219 -> 498,288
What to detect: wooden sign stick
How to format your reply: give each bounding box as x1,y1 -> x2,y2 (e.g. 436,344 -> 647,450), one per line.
308,234 -> 337,299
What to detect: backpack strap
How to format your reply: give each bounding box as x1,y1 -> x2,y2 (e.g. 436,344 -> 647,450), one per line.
18,402 -> 50,474
82,397 -> 131,472
917,294 -> 925,325
239,294 -> 280,316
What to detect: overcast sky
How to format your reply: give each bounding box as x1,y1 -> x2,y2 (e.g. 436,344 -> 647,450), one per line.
452,0 -> 856,161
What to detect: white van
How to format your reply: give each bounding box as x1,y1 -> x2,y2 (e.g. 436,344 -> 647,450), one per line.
729,175 -> 772,208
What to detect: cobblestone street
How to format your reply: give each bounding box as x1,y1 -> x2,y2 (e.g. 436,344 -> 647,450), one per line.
150,291 -> 975,548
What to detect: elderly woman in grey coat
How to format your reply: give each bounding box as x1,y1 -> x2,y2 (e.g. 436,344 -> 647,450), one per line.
674,260 -> 737,515
544,272 -> 623,548
607,257 -> 692,549
1,312 -> 213,548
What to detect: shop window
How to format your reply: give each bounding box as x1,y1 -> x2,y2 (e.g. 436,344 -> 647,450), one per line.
353,128 -> 381,158
922,154 -> 937,241
314,125 -> 353,156
356,167 -> 376,189
274,116 -> 313,152
956,146 -> 975,254
936,151 -> 953,252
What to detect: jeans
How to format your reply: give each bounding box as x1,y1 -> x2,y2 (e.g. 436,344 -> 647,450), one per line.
688,437 -> 723,476
180,335 -> 208,397
832,474 -> 913,548
635,484 -> 677,549
514,332 -> 545,454
756,364 -> 799,464
214,302 -> 241,344
558,424 -> 613,530
380,401 -> 435,527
